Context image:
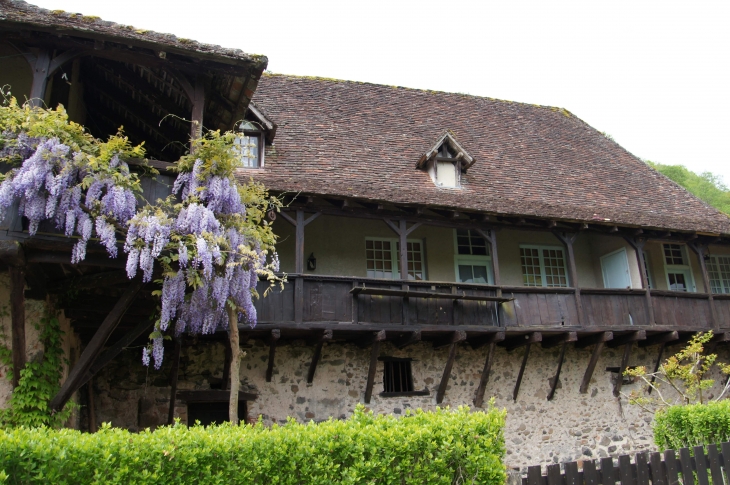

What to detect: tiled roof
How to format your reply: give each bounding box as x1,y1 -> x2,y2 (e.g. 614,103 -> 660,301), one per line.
245,74 -> 730,234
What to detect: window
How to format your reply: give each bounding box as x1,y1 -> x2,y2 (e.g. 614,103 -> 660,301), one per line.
642,251 -> 654,289
365,238 -> 425,280
520,245 -> 569,287
707,255 -> 730,294
454,229 -> 493,284
434,143 -> 459,188
383,359 -> 414,393
662,244 -> 695,292
234,121 -> 263,168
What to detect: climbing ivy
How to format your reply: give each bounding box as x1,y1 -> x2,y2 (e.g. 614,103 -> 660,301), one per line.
0,313 -> 75,428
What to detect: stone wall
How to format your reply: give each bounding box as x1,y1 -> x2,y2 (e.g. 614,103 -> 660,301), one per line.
88,334 -> 730,471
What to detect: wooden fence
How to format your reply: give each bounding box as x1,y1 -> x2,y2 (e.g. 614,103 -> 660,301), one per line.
522,441 -> 730,485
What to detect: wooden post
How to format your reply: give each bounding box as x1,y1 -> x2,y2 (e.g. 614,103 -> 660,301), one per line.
9,266 -> 26,389
167,339 -> 181,425
577,331 -> 613,394
189,75 -> 205,142
547,341 -> 568,401
87,378 -> 97,433
29,50 -> 51,108
513,342 -> 532,402
553,232 -> 583,325
625,237 -> 655,324
265,329 -> 280,382
614,342 -> 633,397
280,210 -> 320,325
307,329 -> 332,383
436,336 -> 460,404
689,242 -> 719,330
50,280 -> 143,412
647,343 -> 665,395
476,229 -> 501,296
364,339 -> 381,404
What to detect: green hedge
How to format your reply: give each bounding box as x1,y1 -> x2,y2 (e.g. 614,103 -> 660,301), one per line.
0,405 -> 505,484
654,401 -> 730,450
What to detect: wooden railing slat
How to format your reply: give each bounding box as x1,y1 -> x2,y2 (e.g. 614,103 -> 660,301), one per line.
694,446 -> 710,485
663,449 -> 680,485
601,457 -> 616,485
679,448 -> 695,485
584,460 -> 599,485
619,455 -> 636,485
564,461 -> 581,485
707,444 -> 723,485
636,452 -> 650,485
649,452 -> 666,485
547,464 -> 563,485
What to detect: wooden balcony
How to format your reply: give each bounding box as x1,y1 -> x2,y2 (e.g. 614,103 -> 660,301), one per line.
254,274 -> 727,333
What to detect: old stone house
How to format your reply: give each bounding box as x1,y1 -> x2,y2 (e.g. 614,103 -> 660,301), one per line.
2,0 -> 730,470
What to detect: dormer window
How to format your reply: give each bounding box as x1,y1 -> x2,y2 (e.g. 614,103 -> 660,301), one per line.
235,121 -> 262,168
416,132 -> 475,188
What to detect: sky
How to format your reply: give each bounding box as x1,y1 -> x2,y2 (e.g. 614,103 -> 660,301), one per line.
29,0 -> 730,184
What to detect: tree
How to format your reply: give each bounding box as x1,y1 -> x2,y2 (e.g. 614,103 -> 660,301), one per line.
0,92 -> 282,425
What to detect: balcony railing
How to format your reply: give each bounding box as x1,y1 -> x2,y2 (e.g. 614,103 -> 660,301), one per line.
255,274 -> 723,331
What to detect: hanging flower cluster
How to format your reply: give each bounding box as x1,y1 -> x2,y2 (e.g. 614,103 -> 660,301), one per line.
0,98 -> 282,372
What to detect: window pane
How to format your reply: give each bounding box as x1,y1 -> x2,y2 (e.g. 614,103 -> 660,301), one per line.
366,240 -> 393,279
459,265 -> 474,283
708,256 -> 730,294
235,134 -> 259,168
520,248 -> 542,287
668,273 -> 687,291
663,244 -> 686,266
472,265 -> 489,284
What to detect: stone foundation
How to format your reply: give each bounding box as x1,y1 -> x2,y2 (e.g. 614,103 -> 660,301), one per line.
86,335 -> 730,470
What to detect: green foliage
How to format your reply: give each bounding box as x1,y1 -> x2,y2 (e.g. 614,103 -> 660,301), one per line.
0,314 -> 75,428
653,401 -> 730,450
647,161 -> 730,215
0,404 -> 506,485
624,332 -> 730,410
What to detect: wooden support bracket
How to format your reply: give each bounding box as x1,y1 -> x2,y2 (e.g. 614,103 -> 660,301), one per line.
613,342 -> 634,396
473,334 -> 504,408
638,331 -> 679,348
547,340 -> 569,401
265,329 -> 281,383
579,332 -> 612,394
470,331 -> 505,350
433,330 -> 467,349
513,342 -> 533,401
306,329 -> 333,384
501,332 -> 542,352
606,330 -> 646,348
364,331 -> 386,403
576,331 -> 613,349
647,342 -> 665,395
436,340 -> 459,404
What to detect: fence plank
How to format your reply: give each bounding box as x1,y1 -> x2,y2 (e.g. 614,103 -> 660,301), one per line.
679,448 -> 695,485
584,460 -> 599,485
528,465 -> 545,485
720,442 -> 730,483
547,464 -> 564,485
694,446 -> 710,485
601,457 -> 616,485
663,449 -> 680,485
707,444 -> 723,485
636,452 -> 650,485
565,461 -> 581,485
649,452 -> 666,485
619,455 -> 636,485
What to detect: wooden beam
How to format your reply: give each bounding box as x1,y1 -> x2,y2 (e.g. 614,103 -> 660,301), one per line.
513,342 -> 533,401
29,49 -> 51,107
547,340 -> 568,401
580,341 -> 606,394
625,236 -> 655,324
436,341 -> 458,404
394,330 -> 421,349
553,231 -> 584,325
638,331 -> 679,348
265,329 -> 281,383
432,330 -> 467,349
295,210 -> 305,323
647,343 -> 665,395
576,331 -> 613,349
306,330 -> 332,384
364,334 -> 384,404
475,228 -> 501,295
606,330 -> 646,348
473,340 -> 497,408
469,331 -> 505,350
9,265 -> 26,389
50,280 -> 143,412
189,74 -> 205,142
399,220 -> 408,281
167,339 -> 181,425
689,242 -> 719,329
501,332 -> 542,351
613,342 -> 633,396
541,332 -> 577,349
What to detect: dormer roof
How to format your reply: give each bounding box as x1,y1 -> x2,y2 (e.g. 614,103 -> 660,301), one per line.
416,131 -> 475,171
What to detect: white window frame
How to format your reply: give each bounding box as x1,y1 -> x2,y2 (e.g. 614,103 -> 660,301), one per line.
365,237 -> 426,281
662,243 -> 696,292
519,244 -> 570,288
707,254 -> 730,294
234,121 -> 265,169
453,229 -> 493,284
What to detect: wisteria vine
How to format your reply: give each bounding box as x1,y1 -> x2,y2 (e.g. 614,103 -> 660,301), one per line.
0,96 -> 282,370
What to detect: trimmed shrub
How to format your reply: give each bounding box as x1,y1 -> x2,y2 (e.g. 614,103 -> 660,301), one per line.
654,401 -> 730,450
0,405 -> 505,484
